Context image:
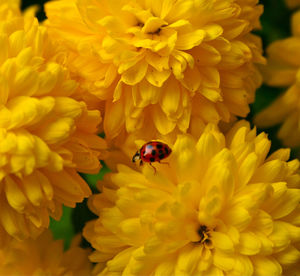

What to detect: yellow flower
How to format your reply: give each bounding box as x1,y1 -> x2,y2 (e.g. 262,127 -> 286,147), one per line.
84,121 -> 300,276
254,10 -> 300,148
0,1 -> 106,244
286,0 -> 300,9
45,0 -> 265,140
0,230 -> 92,275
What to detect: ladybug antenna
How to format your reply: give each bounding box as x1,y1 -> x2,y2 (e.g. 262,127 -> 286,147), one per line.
132,151 -> 140,163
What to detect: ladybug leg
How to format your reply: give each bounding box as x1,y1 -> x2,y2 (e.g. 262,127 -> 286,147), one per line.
158,160 -> 170,167
149,163 -> 157,174
139,160 -> 143,166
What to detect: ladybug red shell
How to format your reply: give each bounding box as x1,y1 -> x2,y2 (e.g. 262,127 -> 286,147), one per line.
132,141 -> 172,167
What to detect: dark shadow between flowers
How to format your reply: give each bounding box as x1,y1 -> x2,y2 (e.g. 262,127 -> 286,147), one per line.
21,0 -> 48,21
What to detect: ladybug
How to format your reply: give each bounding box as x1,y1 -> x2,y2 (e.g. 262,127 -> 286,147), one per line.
132,141 -> 172,172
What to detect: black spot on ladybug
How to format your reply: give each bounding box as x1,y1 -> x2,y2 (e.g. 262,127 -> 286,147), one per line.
159,149 -> 164,155
151,150 -> 156,156
159,154 -> 165,159
156,144 -> 163,149
150,157 -> 155,162
165,147 -> 169,154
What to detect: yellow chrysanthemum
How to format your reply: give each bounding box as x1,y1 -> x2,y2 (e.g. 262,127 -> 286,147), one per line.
0,1 -> 106,244
254,10 -> 300,148
84,121 -> 300,276
0,230 -> 92,275
286,0 -> 300,9
45,0 -> 264,140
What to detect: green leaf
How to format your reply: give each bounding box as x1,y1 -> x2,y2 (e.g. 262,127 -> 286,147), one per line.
50,206 -> 75,250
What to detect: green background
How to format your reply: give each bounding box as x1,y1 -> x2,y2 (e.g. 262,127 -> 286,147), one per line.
20,0 -> 297,249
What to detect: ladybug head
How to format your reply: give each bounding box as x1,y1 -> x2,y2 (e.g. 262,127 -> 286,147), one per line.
132,151 -> 141,163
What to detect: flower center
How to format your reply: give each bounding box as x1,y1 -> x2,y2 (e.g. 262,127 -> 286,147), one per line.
136,22 -> 162,34
138,17 -> 167,35
196,225 -> 212,247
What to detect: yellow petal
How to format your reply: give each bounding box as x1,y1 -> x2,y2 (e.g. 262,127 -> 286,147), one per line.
168,19 -> 190,29
154,259 -> 175,276
203,24 -> 223,41
9,30 -> 25,57
152,105 -> 176,135
251,210 -> 273,236
252,256 -> 282,276
197,247 -> 213,271
177,105 -> 191,132
231,255 -> 253,276
223,20 -> 248,40
223,207 -> 251,231
277,111 -> 300,147
267,37 -> 300,67
0,34 -> 8,66
266,148 -> 290,162
104,100 -> 125,139
200,67 -> 220,89
142,17 -> 167,34
193,43 -> 221,66
53,97 -> 83,119
254,86 -> 299,127
146,68 -> 171,87
0,75 -> 9,105
159,79 -> 181,117
251,160 -> 284,183
138,79 -> 161,105
13,67 -> 39,97
76,109 -> 102,134
292,10 -> 300,36
122,4 -> 152,23
165,0 -> 194,22
211,231 -> 234,253
121,60 -> 148,85
262,63 -> 296,87
277,221 -> 300,243
145,52 -> 169,72
200,87 -> 222,104
119,218 -> 147,244
176,30 -> 205,50
275,246 -> 300,266
238,152 -> 258,187
118,51 -> 143,74
213,250 -> 235,271
22,172 -> 46,206
46,169 -> 91,207
223,88 -> 250,117
219,41 -> 251,70
172,134 -> 196,172
270,189 -> 300,219
99,15 -> 125,33
181,66 -> 201,93
255,233 -> 273,255
192,95 -> 220,123
106,248 -> 134,271
237,232 -> 261,255
196,132 -> 224,164
159,0 -> 176,19
268,221 -> 290,251
3,96 -> 54,129
35,117 -> 75,145
175,245 -> 203,274
37,69 -> 59,96
4,176 -> 28,212
0,202 -> 20,237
